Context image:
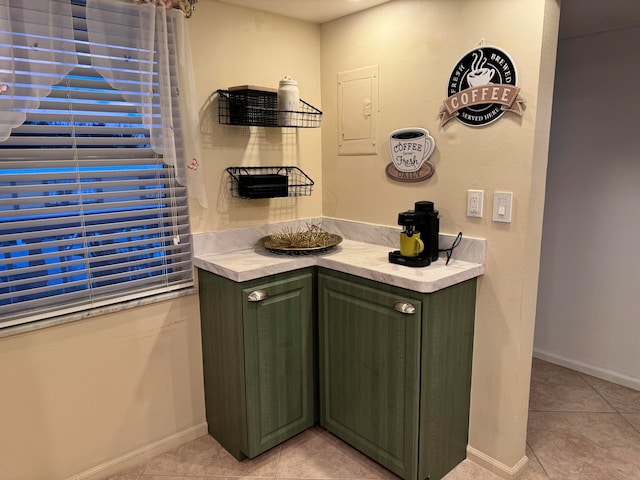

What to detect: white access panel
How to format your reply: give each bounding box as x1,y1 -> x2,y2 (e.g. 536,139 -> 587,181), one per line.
338,65 -> 378,155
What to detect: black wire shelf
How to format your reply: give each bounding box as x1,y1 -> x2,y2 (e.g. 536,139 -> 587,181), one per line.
217,89 -> 322,128
226,166 -> 314,199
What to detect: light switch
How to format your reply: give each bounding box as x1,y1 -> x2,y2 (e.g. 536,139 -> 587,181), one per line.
492,191 -> 513,223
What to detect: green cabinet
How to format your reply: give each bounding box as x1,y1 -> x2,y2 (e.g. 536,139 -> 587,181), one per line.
198,264 -> 477,480
198,268 -> 315,460
318,269 -> 477,480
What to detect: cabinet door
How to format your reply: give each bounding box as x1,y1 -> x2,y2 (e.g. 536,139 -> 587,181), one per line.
242,271 -> 315,457
318,271 -> 421,480
199,269 -> 249,460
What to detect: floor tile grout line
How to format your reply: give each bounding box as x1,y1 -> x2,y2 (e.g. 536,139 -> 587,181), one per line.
578,373 -> 640,433
525,440 -> 553,480
528,407 -> 640,442
576,372 -> 638,418
529,360 -> 640,480
576,372 -> 621,413
273,444 -> 283,480
580,373 -> 640,434
528,408 -> 620,414
618,413 -> 640,437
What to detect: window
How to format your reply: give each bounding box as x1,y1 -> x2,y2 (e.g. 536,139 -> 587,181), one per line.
0,0 -> 193,329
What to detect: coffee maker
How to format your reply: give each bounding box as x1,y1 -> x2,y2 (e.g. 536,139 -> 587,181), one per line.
388,201 -> 439,267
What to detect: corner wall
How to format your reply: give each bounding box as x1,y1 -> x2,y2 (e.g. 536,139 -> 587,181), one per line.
188,1 -> 323,233
320,0 -> 560,475
535,25 -> 640,390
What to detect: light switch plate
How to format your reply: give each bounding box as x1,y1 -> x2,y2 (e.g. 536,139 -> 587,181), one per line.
492,191 -> 513,222
467,190 -> 484,217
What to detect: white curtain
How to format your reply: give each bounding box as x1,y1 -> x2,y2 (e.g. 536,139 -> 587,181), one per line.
86,0 -> 175,168
175,13 -> 207,207
0,0 -> 78,142
85,0 -> 207,207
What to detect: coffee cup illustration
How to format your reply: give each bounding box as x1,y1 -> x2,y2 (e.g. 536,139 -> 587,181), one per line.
466,50 -> 495,88
389,128 -> 435,172
467,67 -> 495,87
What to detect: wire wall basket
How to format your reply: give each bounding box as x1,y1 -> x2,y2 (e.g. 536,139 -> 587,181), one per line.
217,89 -> 322,128
226,166 -> 314,199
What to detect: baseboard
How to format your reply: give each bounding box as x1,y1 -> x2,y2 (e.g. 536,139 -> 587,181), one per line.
533,349 -> 640,391
467,446 -> 529,479
66,422 -> 208,480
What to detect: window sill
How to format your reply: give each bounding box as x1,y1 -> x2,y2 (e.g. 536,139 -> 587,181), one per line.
0,287 -> 198,339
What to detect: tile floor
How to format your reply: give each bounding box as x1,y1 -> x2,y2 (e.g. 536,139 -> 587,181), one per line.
108,358 -> 640,480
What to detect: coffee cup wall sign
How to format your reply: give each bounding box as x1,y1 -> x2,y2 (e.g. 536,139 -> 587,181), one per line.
440,45 -> 525,127
386,127 -> 436,182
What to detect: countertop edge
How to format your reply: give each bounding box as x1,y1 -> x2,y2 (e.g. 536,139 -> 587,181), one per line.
317,257 -> 484,293
193,255 -> 316,283
193,241 -> 483,293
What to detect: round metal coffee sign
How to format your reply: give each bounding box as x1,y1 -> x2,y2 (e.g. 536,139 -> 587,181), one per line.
440,46 -> 524,127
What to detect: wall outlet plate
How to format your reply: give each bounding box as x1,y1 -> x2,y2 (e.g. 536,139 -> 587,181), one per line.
467,190 -> 484,218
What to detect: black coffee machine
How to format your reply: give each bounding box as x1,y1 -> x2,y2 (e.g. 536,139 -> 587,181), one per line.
388,201 -> 439,267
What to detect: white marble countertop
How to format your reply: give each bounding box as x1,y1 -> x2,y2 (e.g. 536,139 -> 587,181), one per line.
194,240 -> 482,293
193,218 -> 484,293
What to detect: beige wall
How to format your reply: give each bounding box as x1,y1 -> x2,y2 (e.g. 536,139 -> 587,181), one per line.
321,0 -> 559,473
0,295 -> 205,480
188,1 -> 323,233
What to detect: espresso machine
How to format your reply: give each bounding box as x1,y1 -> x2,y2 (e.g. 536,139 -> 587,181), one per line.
388,201 -> 439,267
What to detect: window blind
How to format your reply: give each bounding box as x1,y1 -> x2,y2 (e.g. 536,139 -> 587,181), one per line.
0,0 -> 193,328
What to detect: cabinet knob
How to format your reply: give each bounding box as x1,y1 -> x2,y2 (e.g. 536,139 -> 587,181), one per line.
248,290 -> 268,302
393,301 -> 416,315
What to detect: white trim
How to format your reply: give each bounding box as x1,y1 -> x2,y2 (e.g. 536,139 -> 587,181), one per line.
64,422 -> 208,480
0,287 -> 197,339
533,348 -> 640,392
467,446 -> 529,479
